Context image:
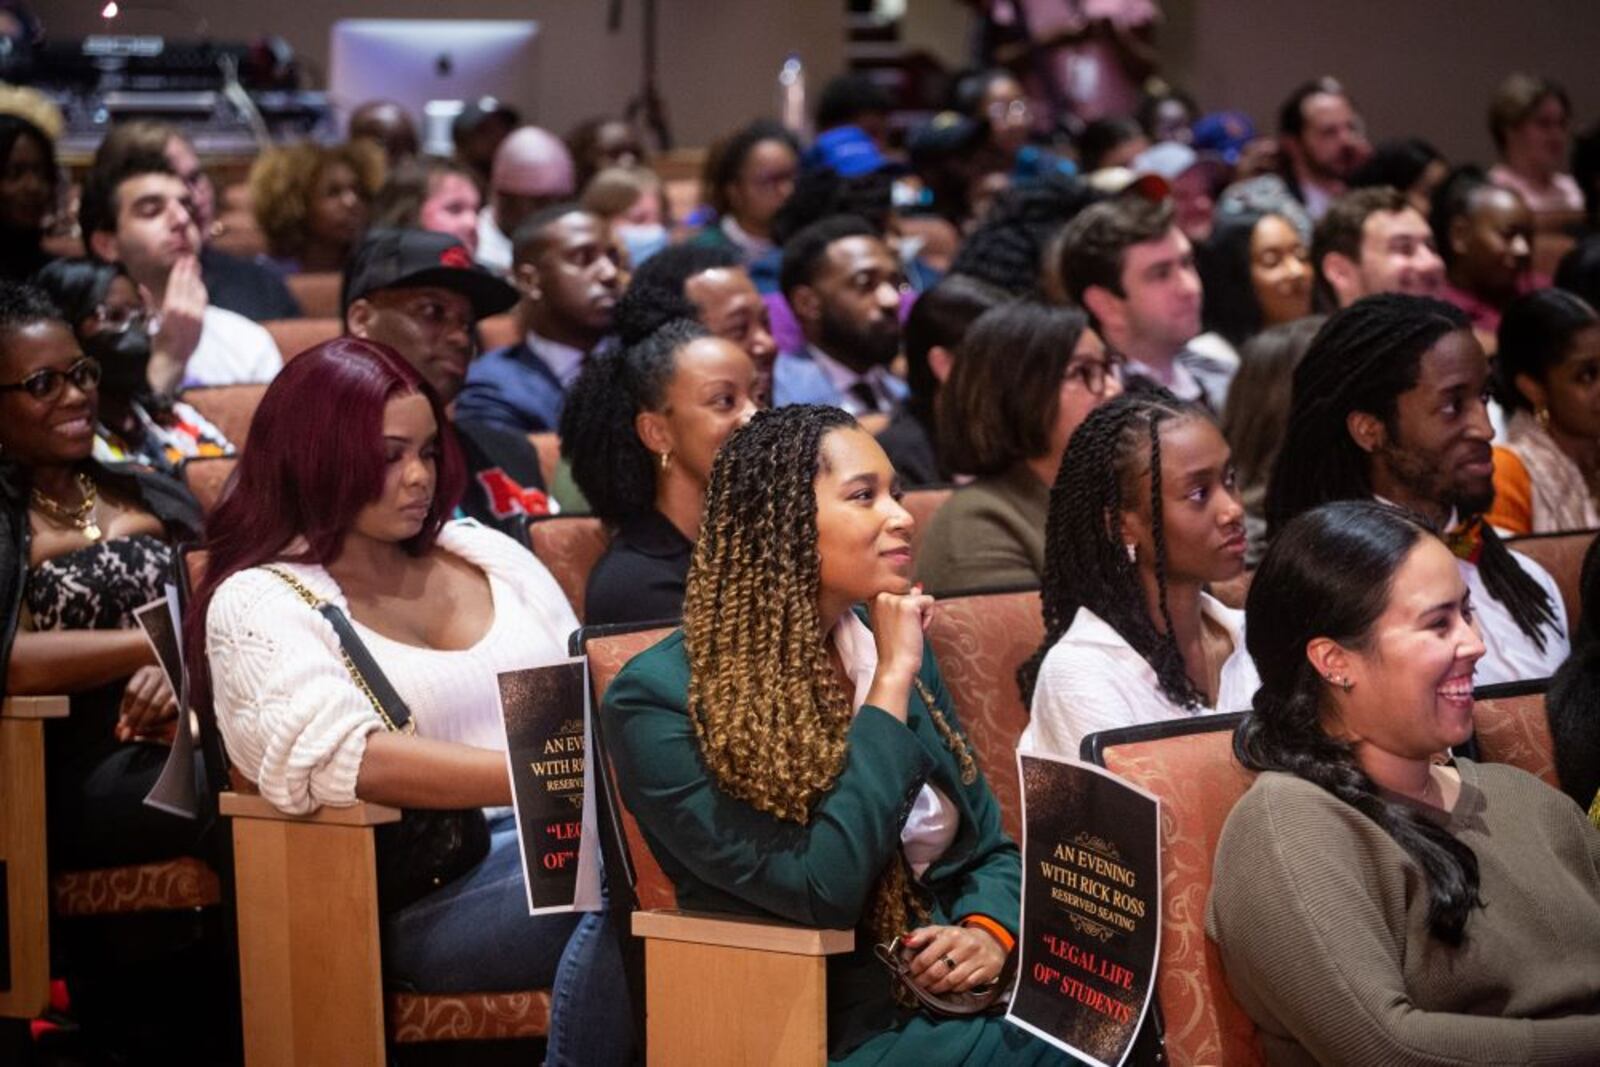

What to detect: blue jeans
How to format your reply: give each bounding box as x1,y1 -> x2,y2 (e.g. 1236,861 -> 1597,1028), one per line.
384,812 -> 635,1065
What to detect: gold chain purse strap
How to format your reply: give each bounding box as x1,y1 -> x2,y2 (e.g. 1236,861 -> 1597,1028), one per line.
263,565 -> 416,735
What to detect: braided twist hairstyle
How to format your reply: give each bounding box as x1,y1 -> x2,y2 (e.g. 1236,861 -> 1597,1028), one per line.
1266,293 -> 1557,648
684,404 -> 975,955
1237,501 -> 1483,944
1019,390 -> 1210,709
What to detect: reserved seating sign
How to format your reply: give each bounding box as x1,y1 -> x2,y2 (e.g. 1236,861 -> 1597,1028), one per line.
498,659 -> 602,914
1006,752 -> 1161,1067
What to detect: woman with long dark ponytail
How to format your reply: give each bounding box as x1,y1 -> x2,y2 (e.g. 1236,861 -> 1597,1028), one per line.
1208,500 -> 1600,1064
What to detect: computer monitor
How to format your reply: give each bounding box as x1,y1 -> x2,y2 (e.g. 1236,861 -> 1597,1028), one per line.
328,19 -> 539,152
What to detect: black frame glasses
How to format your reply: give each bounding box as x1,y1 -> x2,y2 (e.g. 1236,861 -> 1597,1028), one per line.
0,358 -> 103,402
1063,351 -> 1125,397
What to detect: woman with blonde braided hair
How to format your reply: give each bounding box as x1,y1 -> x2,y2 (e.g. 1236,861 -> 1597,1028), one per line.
603,404 -> 1074,1064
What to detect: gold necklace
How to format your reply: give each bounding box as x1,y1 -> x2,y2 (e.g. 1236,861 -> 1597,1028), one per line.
30,472 -> 103,542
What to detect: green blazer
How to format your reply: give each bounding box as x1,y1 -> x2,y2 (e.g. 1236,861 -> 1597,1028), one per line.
603,627 -> 1054,1064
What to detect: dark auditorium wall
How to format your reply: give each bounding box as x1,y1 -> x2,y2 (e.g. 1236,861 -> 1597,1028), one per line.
47,1 -> 847,150
1161,0 -> 1600,165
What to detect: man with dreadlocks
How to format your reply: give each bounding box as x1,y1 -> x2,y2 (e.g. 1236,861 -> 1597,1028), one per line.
1019,391 -> 1260,760
604,405 -> 1073,1064
1267,293 -> 1569,684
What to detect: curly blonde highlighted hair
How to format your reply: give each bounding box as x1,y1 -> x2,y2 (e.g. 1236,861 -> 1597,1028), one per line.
683,404 -> 976,963
249,140 -> 385,258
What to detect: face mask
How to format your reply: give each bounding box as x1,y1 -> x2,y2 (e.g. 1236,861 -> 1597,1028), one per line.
83,326 -> 153,396
617,223 -> 669,268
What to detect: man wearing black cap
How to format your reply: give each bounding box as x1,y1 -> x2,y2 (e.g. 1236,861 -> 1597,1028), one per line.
343,228 -> 551,533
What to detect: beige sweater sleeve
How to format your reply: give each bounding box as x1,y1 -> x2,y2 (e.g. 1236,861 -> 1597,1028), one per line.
1206,774 -> 1600,1066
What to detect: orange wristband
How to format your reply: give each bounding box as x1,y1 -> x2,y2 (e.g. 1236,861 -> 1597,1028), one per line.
959,914 -> 1015,954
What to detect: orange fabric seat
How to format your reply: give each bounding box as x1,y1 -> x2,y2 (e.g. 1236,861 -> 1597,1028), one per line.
525,515 -> 612,623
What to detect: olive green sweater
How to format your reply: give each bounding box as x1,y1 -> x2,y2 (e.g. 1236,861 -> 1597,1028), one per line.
1207,760 -> 1600,1065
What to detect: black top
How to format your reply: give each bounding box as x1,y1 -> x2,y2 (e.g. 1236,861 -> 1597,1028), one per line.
200,245 -> 302,321
875,403 -> 945,488
585,509 -> 691,627
1547,643 -> 1600,812
454,419 -> 550,538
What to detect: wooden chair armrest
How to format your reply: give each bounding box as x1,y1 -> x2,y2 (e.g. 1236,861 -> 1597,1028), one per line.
219,791 -> 401,826
632,909 -> 854,956
1,695 -> 70,719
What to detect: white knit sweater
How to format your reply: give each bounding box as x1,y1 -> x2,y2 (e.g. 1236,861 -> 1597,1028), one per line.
206,519 -> 580,815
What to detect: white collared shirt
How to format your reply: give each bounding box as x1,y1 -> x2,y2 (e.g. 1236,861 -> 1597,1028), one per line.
832,612 -> 957,880
808,344 -> 897,416
1021,593 -> 1260,761
476,207 -> 513,274
527,331 -> 587,388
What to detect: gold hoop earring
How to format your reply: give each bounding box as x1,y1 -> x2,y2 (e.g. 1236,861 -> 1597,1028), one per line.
1536,407 -> 1552,430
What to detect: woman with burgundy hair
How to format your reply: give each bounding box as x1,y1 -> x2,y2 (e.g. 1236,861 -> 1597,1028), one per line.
185,337 -> 631,1064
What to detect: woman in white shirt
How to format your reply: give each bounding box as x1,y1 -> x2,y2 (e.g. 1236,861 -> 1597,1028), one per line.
184,338 -> 630,1066
1020,391 -> 1260,760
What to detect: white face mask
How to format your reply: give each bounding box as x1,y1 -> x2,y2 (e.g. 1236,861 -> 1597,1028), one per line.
616,223 -> 669,267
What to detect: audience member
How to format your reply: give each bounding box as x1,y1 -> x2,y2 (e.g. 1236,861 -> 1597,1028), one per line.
877,273 -> 1009,487
1136,86 -> 1199,146
814,73 -> 893,147
93,119 -> 303,321
477,126 -> 577,274
1487,73 -> 1585,218
187,338 -> 632,1065
1266,293 -> 1569,683
565,116 -> 643,193
560,318 -> 759,625
456,205 -> 625,434
695,120 -> 802,263
1312,185 -> 1443,310
1211,500 -> 1600,1064
1432,166 -> 1537,335
1349,136 -> 1448,217
451,97 -> 521,191
603,404 -> 1062,1064
1546,534 -> 1600,819
249,140 -> 384,275
1057,196 -> 1233,408
1131,141 -> 1230,243
1486,288 -> 1600,534
1199,207 -> 1312,348
1219,315 -> 1325,565
950,174 -> 1099,298
580,165 -> 669,266
1019,390 -> 1256,759
918,303 -> 1120,594
1276,77 -> 1370,221
81,148 -> 283,388
1079,117 -> 1150,174
371,155 -> 483,255
0,113 -> 57,281
36,258 -> 232,474
342,228 -> 548,534
348,100 -> 420,168
773,215 -> 907,415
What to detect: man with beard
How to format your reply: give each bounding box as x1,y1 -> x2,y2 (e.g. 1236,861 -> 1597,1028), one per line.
1313,185 -> 1445,310
456,204 -> 626,434
772,215 -> 907,416
1266,293 -> 1568,684
1278,77 -> 1372,222
343,227 -> 550,533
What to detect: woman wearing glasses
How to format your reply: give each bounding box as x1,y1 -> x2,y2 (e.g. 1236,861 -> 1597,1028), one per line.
36,258 -> 234,475
917,303 -> 1123,594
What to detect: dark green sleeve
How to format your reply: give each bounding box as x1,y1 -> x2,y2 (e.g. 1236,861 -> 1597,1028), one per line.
920,651 -> 1022,935
603,646 -> 935,929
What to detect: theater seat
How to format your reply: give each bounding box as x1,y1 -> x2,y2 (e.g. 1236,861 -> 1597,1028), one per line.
1471,679 -> 1558,788
525,515 -> 611,622
285,272 -> 343,318
902,487 -> 952,560
580,623 -> 853,1065
1505,528 -> 1595,636
263,317 -> 342,363
925,587 -> 1042,843
181,455 -> 239,515
182,384 -> 268,449
1083,714 -> 1264,1067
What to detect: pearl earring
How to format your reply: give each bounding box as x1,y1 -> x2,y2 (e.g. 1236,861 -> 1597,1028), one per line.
1124,542 -> 1137,564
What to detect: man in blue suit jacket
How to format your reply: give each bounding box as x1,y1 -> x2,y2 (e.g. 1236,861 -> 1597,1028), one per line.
772,215 -> 908,416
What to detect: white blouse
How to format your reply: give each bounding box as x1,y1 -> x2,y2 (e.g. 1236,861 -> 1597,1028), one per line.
1021,593 -> 1260,762
832,613 -> 957,880
206,519 -> 580,815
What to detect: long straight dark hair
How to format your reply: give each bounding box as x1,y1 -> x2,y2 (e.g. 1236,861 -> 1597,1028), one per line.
1237,500 -> 1483,944
183,338 -> 465,712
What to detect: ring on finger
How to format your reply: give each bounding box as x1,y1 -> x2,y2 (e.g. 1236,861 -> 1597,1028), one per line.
942,954 -> 958,971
